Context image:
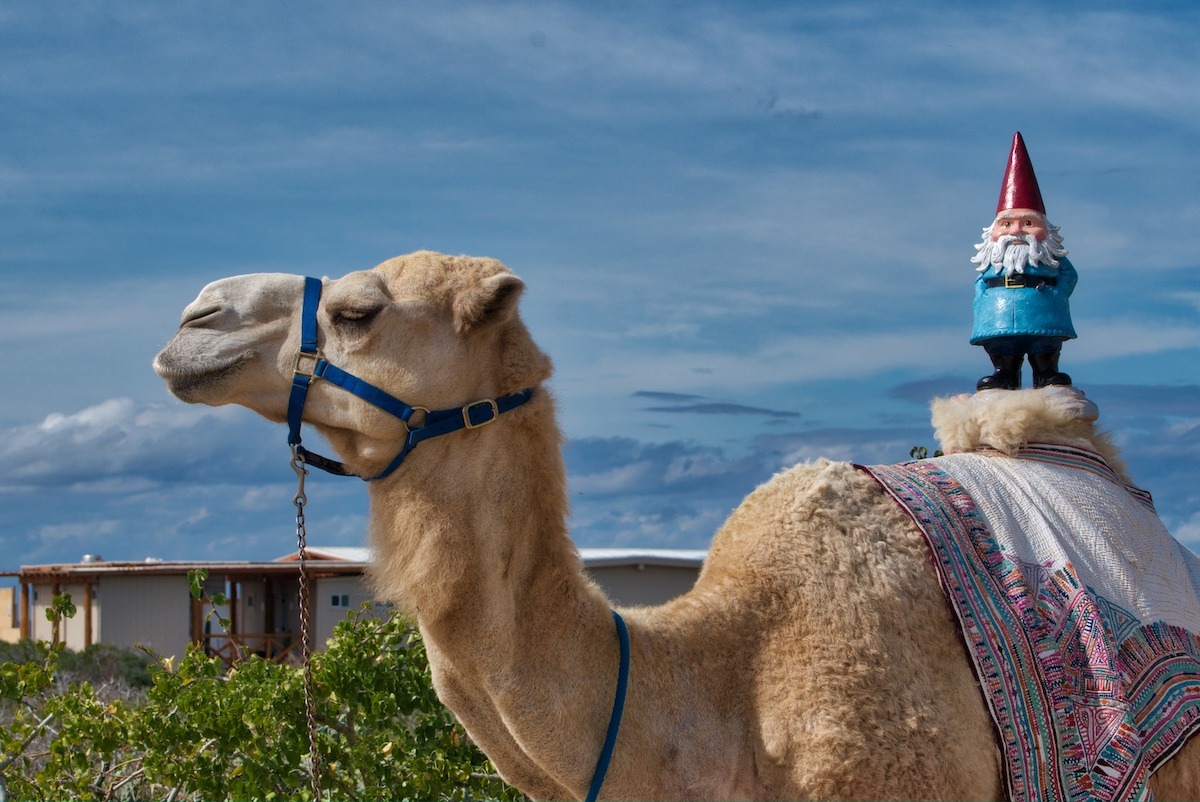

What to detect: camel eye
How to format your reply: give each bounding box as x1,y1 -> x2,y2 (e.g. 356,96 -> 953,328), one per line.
333,306 -> 382,326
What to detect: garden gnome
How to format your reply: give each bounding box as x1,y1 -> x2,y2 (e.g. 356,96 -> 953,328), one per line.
971,132 -> 1076,391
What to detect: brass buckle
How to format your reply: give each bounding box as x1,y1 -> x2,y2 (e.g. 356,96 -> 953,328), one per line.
1004,273 -> 1024,289
292,350 -> 323,380
462,399 -> 499,429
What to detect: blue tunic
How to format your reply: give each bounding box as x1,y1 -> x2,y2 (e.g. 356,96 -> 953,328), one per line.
970,256 -> 1077,344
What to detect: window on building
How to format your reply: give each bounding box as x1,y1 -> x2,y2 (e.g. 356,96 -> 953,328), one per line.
331,594 -> 350,608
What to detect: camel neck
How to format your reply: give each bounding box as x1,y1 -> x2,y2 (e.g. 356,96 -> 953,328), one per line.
364,394 -> 621,796
366,391 -> 606,636
362,393 -> 628,797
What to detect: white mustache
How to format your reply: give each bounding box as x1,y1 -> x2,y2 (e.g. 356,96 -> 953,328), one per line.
995,234 -> 1038,249
972,230 -> 1065,275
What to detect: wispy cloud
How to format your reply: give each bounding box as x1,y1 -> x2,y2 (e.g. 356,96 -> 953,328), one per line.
0,397 -> 367,566
1171,292 -> 1200,314
2,1 -> 1199,567
634,390 -> 799,419
0,398 -> 275,488
643,402 -> 800,419
1,389 -> 1195,567
632,391 -> 707,403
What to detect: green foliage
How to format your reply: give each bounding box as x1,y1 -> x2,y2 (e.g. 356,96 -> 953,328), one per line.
58,644 -> 156,690
46,592 -> 76,624
1,595 -> 523,801
0,642 -> 155,695
909,445 -> 944,460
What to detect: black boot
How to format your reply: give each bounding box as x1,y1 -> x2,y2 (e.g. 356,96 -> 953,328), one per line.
977,352 -> 1023,391
1030,350 -> 1071,388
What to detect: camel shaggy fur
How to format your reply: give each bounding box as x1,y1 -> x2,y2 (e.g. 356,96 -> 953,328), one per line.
154,251 -> 1200,800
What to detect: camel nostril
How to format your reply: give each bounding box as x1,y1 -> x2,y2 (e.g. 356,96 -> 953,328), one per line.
181,305 -> 222,328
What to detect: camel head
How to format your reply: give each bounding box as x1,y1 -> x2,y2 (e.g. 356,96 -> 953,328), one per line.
154,250 -> 552,478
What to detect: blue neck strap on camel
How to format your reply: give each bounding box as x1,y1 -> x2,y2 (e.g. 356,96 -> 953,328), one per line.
587,609 -> 630,802
285,276 -> 629,799
285,276 -> 534,481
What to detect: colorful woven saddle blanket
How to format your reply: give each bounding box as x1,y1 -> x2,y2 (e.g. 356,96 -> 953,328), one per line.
862,444 -> 1200,802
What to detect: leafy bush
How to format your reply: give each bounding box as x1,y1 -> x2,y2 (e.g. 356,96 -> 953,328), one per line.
1,635 -> 154,689
0,594 -> 523,801
59,644 -> 156,691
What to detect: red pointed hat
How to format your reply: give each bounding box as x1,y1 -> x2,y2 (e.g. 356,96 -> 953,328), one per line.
995,131 -> 1046,216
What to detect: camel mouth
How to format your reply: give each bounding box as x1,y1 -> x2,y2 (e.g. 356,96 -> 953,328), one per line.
153,349 -> 252,403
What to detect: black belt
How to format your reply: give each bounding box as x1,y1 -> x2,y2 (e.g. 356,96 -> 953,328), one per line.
984,274 -> 1058,289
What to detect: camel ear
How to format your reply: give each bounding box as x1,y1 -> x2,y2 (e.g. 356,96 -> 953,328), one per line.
453,273 -> 525,333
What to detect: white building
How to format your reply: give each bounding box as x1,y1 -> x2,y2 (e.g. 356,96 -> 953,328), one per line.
3,547 -> 705,664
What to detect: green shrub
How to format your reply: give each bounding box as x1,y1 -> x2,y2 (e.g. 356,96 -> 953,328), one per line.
58,643 -> 157,690
0,594 -> 523,801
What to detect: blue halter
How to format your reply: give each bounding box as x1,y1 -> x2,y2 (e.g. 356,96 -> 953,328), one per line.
285,276 -> 534,481
286,276 -> 628,799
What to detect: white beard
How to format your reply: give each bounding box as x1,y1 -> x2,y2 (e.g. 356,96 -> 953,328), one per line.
972,225 -> 1068,276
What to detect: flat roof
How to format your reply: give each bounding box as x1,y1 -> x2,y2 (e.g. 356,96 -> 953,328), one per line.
276,546 -> 708,569
275,546 -> 372,563
11,546 -> 707,582
578,548 -> 708,568
13,560 -> 368,583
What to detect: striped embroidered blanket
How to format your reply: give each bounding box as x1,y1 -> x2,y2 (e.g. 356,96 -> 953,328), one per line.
863,444 -> 1200,802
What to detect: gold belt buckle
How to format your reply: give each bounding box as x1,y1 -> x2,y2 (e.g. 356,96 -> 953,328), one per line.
1004,273 -> 1023,289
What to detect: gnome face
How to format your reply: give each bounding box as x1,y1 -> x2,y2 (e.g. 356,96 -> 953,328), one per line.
975,210 -> 1065,275
990,209 -> 1048,243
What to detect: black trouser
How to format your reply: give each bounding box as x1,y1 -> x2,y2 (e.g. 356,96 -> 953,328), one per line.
978,336 -> 1070,390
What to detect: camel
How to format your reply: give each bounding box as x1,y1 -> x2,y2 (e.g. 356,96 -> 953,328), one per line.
153,250 -> 1200,800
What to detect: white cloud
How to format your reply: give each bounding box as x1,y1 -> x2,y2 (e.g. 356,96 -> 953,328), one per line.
236,484 -> 293,512
1175,513 -> 1200,551
38,520 -> 121,543
0,398 -> 275,488
3,277 -> 186,341
2,0 -> 1199,568
555,327 -> 965,400
571,504 -> 733,550
1171,292 -> 1200,314
1072,320 -> 1200,360
40,398 -> 137,434
571,462 -> 654,495
63,478 -> 161,495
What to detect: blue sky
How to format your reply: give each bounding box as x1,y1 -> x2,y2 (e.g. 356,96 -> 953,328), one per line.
2,1 -> 1199,573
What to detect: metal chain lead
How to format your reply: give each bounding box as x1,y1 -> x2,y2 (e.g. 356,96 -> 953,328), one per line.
292,448 -> 323,801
